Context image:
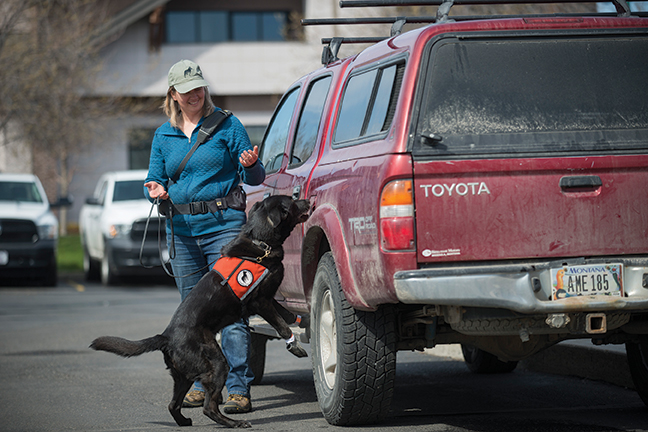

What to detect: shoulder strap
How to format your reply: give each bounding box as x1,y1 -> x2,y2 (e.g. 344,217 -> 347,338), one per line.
169,109 -> 232,186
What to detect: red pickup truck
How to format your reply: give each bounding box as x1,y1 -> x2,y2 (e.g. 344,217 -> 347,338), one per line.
245,0 -> 648,425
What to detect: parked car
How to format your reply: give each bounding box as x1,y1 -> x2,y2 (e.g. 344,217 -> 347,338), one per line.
79,170 -> 170,285
0,173 -> 60,286
244,0 -> 648,425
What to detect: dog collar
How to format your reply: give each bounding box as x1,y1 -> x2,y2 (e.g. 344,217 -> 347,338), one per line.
213,257 -> 269,301
251,240 -> 271,263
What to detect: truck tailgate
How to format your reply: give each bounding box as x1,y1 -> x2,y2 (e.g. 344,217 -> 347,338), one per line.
413,155 -> 648,263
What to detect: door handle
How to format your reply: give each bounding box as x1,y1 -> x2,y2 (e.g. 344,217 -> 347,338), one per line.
559,175 -> 602,189
292,185 -> 301,200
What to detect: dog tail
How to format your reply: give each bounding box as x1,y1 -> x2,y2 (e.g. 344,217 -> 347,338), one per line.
90,334 -> 166,358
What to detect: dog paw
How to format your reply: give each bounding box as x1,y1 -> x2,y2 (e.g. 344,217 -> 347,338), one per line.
286,341 -> 308,358
177,418 -> 192,427
235,420 -> 252,428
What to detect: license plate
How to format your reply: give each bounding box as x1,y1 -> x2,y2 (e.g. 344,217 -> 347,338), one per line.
551,264 -> 623,300
0,250 -> 8,265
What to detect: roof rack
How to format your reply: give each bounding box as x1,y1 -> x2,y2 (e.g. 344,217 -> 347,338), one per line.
303,0 -> 647,64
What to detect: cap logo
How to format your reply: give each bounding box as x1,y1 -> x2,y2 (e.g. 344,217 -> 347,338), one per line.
184,66 -> 203,79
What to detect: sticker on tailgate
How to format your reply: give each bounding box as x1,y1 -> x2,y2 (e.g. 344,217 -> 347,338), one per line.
551,264 -> 623,300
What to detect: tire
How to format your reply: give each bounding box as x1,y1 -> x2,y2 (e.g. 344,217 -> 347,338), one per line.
626,336 -> 648,407
100,244 -> 118,286
460,344 -> 518,374
311,252 -> 396,425
249,333 -> 269,385
83,244 -> 100,281
40,252 -> 58,287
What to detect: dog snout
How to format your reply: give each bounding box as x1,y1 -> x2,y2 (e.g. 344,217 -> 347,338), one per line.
295,199 -> 311,221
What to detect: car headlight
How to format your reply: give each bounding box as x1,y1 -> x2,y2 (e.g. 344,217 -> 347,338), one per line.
37,224 -> 58,241
108,224 -> 131,239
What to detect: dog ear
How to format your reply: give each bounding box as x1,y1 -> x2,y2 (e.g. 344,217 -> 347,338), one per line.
265,203 -> 282,228
249,200 -> 263,216
265,199 -> 292,227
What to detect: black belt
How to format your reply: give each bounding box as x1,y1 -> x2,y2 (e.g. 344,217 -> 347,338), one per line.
173,197 -> 235,215
159,186 -> 246,216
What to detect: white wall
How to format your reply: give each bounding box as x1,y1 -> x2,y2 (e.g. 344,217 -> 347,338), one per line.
94,20 -> 322,98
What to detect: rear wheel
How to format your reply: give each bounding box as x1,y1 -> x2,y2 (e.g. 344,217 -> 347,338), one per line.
461,344 -> 518,374
311,252 -> 396,425
626,336 -> 648,407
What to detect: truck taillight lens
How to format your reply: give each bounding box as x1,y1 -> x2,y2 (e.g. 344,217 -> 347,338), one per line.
380,180 -> 414,251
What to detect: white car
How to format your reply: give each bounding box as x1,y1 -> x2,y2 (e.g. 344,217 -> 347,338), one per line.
79,170 -> 170,285
0,173 -> 59,286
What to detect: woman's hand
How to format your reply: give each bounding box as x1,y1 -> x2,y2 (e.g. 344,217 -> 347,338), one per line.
144,181 -> 169,200
239,146 -> 259,168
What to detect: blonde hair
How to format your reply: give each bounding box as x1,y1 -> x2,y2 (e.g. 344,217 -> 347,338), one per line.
162,86 -> 215,129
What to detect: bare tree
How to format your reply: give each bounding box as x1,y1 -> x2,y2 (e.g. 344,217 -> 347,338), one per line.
0,0 -> 111,235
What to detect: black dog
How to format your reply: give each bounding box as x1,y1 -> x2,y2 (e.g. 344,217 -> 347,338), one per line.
91,196 -> 310,428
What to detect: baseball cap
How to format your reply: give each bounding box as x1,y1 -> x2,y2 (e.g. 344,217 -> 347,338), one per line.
168,59 -> 209,94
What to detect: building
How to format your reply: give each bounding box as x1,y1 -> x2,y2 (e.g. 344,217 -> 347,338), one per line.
67,0 -> 352,224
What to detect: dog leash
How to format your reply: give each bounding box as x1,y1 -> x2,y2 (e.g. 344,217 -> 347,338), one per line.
138,200 -> 273,279
139,199 -> 217,279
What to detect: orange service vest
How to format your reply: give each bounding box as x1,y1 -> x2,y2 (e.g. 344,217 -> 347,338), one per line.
212,256 -> 269,300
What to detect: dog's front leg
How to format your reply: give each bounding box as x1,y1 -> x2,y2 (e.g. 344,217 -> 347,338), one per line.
255,299 -> 308,358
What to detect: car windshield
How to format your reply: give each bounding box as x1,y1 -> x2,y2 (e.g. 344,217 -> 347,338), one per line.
113,180 -> 145,202
0,181 -> 43,203
415,34 -> 648,157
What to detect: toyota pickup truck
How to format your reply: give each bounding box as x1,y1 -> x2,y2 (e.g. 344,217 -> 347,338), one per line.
244,0 -> 648,425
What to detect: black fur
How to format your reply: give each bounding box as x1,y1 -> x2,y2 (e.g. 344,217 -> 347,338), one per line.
90,196 -> 310,428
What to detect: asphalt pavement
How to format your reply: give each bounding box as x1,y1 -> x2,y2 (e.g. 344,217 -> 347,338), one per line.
431,339 -> 634,390
0,272 -> 643,432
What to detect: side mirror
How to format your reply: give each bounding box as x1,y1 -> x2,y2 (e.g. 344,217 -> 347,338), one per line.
85,196 -> 101,206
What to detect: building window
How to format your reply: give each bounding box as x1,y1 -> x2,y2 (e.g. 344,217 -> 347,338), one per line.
166,11 -> 289,43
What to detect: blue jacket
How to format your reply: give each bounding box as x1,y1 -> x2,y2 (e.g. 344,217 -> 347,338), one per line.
145,112 -> 265,237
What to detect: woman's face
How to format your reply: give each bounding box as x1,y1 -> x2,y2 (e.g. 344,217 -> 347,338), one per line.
172,86 -> 205,118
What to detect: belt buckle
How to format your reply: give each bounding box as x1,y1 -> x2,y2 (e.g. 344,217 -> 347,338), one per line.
190,201 -> 208,215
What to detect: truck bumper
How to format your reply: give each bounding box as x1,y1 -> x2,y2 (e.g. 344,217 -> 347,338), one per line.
0,240 -> 56,276
106,238 -> 169,276
394,257 -> 648,314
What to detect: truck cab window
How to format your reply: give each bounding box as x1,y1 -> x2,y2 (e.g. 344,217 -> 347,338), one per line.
260,87 -> 300,172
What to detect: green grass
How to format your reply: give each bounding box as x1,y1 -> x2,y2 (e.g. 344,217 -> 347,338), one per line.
58,234 -> 83,272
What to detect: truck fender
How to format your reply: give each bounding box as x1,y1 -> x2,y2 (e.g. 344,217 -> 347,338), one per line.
302,203 -> 372,310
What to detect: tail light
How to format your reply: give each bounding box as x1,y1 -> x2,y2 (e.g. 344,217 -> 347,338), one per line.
380,179 -> 414,251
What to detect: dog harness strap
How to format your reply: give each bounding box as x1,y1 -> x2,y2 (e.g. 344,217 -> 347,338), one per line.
213,257 -> 269,301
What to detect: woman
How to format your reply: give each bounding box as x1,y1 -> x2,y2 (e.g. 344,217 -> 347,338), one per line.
144,59 -> 264,413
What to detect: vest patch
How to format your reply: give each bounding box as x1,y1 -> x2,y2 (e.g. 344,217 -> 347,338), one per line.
213,256 -> 269,300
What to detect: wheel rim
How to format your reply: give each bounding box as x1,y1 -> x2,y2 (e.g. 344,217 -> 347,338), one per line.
319,290 -> 337,390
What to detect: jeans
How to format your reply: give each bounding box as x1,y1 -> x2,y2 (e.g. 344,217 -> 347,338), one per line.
168,228 -> 254,398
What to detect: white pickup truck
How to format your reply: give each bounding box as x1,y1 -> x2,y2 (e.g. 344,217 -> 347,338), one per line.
79,170 -> 170,285
0,173 -> 60,286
